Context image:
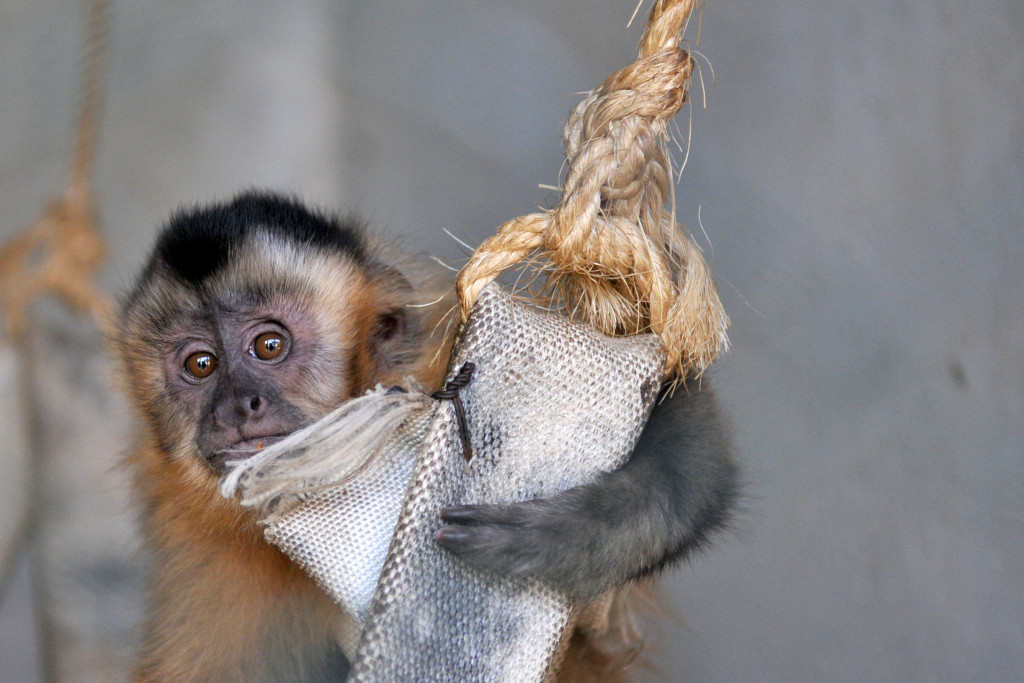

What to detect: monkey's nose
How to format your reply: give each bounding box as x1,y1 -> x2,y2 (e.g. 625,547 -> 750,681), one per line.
240,394 -> 265,418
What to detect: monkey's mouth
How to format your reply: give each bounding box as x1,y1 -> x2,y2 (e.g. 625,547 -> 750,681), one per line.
209,435 -> 290,472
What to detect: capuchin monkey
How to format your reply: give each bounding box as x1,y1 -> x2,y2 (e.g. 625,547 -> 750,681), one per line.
115,191 -> 737,682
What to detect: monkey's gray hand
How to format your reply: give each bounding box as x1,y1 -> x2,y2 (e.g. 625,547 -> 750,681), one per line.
434,382 -> 738,602
436,494 -> 611,601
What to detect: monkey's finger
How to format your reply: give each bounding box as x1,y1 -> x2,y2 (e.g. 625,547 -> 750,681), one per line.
435,524 -> 541,577
434,525 -> 471,544
434,523 -> 520,554
440,504 -> 519,525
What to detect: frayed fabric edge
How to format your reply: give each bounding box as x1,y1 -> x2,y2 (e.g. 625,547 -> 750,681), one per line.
219,380 -> 436,515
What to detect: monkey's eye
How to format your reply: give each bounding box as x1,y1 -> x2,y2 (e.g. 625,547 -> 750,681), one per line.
184,351 -> 217,379
251,332 -> 286,361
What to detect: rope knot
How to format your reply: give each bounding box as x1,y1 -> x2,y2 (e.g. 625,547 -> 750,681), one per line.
456,0 -> 728,380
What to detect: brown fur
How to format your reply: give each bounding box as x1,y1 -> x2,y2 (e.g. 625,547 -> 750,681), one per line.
129,434 -> 342,681
557,631 -> 634,683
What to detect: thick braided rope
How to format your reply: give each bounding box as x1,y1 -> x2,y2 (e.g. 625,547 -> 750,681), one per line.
456,0 -> 727,377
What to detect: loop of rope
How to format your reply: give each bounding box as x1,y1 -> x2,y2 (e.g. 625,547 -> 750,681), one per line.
456,0 -> 727,378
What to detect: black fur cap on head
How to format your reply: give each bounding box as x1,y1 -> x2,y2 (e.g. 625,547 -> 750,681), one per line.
150,191 -> 369,287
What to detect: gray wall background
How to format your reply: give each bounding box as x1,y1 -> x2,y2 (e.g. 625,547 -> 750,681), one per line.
1,0 -> 1021,680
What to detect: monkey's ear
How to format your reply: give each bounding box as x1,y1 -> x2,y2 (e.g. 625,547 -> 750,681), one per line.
367,306 -> 413,378
373,309 -> 405,344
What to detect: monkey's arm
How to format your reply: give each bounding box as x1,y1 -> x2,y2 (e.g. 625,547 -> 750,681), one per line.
435,380 -> 738,602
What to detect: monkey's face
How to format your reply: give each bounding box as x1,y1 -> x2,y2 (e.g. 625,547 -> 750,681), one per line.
118,230 -> 411,475
160,299 -> 329,472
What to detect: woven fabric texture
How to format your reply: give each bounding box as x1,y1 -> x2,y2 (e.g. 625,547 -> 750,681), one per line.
262,408 -> 434,658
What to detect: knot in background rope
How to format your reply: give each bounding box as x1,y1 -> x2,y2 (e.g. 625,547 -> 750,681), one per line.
0,0 -> 111,341
457,0 -> 728,378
